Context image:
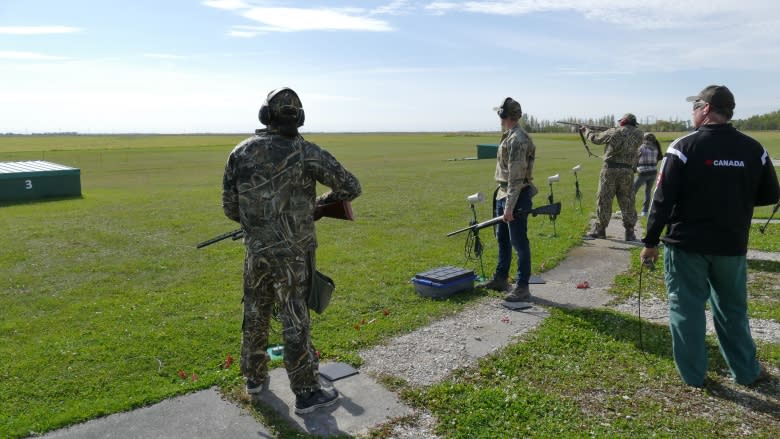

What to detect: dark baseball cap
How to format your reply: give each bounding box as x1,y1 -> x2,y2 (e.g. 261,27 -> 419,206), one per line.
686,85 -> 735,111
620,113 -> 637,125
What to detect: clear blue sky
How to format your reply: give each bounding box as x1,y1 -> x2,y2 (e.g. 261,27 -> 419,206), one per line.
1,0 -> 778,133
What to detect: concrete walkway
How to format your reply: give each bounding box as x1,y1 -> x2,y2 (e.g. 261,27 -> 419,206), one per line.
37,216 -> 774,438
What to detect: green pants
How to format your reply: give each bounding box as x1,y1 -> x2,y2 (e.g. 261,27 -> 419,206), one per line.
591,167 -> 636,234
664,245 -> 761,386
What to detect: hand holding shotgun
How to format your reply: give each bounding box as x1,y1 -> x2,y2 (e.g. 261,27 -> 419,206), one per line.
197,200 -> 353,248
447,202 -> 562,237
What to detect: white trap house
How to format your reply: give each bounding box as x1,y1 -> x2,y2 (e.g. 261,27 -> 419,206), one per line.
0,160 -> 81,202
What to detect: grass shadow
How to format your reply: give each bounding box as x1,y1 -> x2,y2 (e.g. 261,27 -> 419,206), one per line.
556,306 -> 674,360
553,307 -> 780,416
705,377 -> 780,419
748,259 -> 780,273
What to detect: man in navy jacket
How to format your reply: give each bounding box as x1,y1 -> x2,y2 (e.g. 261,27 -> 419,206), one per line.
640,85 -> 779,387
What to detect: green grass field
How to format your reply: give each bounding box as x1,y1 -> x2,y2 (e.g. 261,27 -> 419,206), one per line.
2,131 -> 779,438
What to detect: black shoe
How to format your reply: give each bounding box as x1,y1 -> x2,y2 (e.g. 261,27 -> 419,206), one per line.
477,277 -> 509,292
246,377 -> 269,394
747,366 -> 774,388
504,284 -> 531,302
625,229 -> 637,242
295,388 -> 339,415
583,230 -> 606,240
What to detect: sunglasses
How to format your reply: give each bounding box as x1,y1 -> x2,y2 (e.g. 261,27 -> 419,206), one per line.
692,100 -> 707,111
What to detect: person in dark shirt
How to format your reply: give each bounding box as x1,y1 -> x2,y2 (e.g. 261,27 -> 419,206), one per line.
640,85 -> 780,387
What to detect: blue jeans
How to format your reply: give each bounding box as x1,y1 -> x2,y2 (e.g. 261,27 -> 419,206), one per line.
494,190 -> 532,285
633,171 -> 656,213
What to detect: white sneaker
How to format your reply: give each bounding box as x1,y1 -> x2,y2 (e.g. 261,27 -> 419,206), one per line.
639,211 -> 647,217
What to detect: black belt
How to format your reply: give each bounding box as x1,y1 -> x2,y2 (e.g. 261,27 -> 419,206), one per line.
605,162 -> 633,169
497,180 -> 529,189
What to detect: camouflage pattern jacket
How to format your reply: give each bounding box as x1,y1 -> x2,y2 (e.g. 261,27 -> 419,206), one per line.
586,125 -> 644,167
494,124 -> 536,212
222,131 -> 361,257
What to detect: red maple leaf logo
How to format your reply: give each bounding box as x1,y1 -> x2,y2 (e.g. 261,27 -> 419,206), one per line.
704,159 -> 714,166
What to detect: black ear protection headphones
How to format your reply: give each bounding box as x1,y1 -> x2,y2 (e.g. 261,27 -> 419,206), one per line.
497,97 -> 521,119
497,97 -> 511,119
258,87 -> 305,127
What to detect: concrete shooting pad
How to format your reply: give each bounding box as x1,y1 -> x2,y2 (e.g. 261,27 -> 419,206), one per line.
253,365 -> 414,437
41,363 -> 413,439
40,387 -> 273,439
502,301 -> 533,310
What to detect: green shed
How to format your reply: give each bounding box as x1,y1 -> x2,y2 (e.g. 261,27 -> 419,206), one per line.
0,161 -> 81,202
476,143 -> 498,159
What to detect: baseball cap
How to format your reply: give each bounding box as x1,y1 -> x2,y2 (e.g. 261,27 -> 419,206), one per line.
686,85 -> 735,111
619,113 -> 637,125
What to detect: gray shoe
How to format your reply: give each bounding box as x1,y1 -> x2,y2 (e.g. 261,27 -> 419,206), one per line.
477,276 -> 509,292
246,376 -> 269,394
504,284 -> 531,302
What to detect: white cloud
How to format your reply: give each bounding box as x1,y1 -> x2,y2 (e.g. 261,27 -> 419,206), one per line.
0,51 -> 69,61
241,7 -> 393,32
228,28 -> 261,37
423,1 -> 778,30
201,0 -> 248,11
425,1 -> 780,73
0,26 -> 81,35
143,53 -> 186,60
371,0 -> 413,15
203,2 -> 395,34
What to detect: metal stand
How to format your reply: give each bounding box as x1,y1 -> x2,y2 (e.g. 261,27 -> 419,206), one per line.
469,204 -> 487,280
759,200 -> 780,234
547,183 -> 558,237
574,172 -> 583,212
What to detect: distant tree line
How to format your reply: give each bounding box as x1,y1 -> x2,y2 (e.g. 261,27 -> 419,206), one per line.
521,110 -> 780,133
2,110 -> 780,135
1,131 -> 79,136
731,110 -> 780,130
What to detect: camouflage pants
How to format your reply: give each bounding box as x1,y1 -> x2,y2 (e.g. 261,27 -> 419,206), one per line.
241,251 -> 320,395
590,167 -> 637,233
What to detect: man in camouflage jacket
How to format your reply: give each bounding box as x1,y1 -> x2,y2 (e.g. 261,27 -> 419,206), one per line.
583,113 -> 644,241
222,88 -> 361,414
478,97 -> 537,302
